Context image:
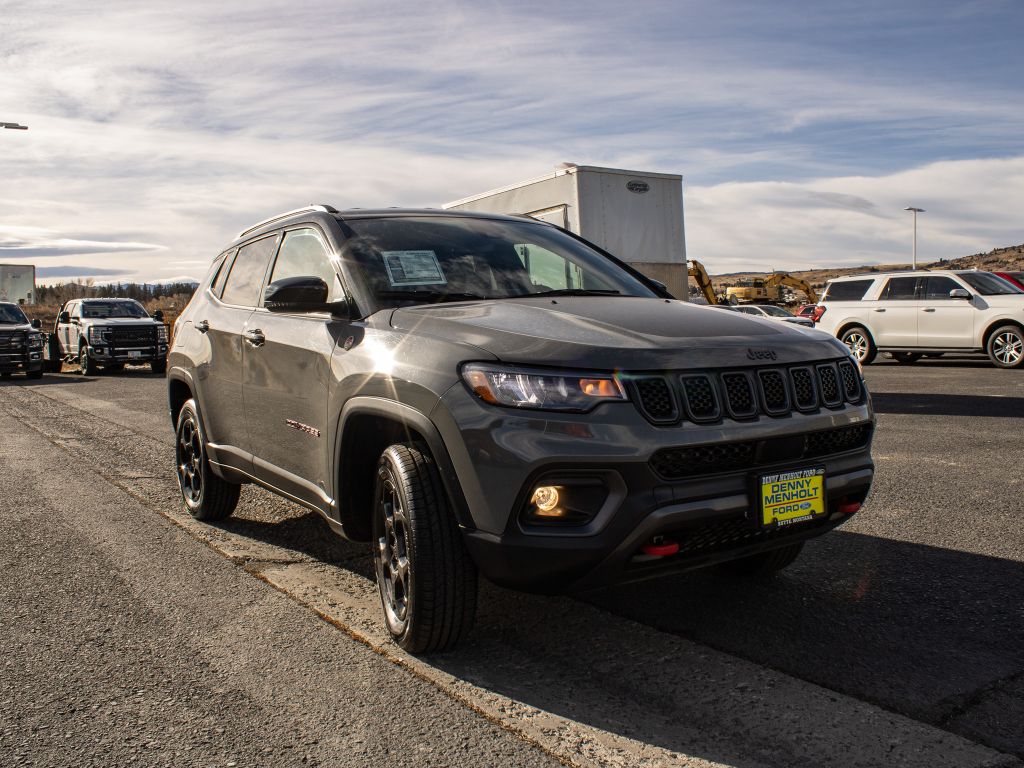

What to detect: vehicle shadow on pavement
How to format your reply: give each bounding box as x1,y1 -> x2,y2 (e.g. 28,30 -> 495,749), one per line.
0,375 -> 98,387
871,391 -> 1024,417
214,509 -> 1024,763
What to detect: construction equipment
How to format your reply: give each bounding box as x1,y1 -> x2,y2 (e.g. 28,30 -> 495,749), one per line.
725,272 -> 818,305
687,260 -> 726,305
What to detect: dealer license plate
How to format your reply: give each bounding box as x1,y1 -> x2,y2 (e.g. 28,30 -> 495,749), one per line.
128,350 -> 142,359
759,467 -> 825,528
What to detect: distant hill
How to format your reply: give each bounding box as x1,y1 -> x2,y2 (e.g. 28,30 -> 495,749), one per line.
707,243 -> 1024,291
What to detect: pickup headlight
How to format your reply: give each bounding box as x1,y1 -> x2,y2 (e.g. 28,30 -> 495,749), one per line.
156,324 -> 168,342
461,364 -> 628,412
87,326 -> 110,343
27,333 -> 44,349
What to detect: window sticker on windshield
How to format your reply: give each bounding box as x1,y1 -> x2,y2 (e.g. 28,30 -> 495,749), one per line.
381,250 -> 447,287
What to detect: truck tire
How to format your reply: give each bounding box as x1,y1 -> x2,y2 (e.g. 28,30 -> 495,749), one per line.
987,325 -> 1024,369
26,366 -> 43,380
151,359 -> 167,375
840,327 -> 876,365
372,443 -> 477,654
175,398 -> 240,521
726,542 -> 804,577
891,352 -> 922,364
79,343 -> 98,376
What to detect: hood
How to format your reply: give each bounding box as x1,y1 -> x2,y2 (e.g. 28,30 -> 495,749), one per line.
84,317 -> 161,325
390,297 -> 848,370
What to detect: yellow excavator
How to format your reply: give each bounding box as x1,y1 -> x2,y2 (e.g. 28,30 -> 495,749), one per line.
687,260 -> 727,305
726,273 -> 818,305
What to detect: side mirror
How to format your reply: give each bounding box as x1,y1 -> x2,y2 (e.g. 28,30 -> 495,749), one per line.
264,276 -> 335,314
949,288 -> 971,299
58,311 -> 70,323
31,318 -> 41,329
153,310 -> 164,322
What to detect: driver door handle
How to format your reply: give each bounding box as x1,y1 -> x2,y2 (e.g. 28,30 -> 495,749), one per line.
245,329 -> 265,347
873,308 -> 886,312
196,320 -> 210,333
922,307 -> 936,312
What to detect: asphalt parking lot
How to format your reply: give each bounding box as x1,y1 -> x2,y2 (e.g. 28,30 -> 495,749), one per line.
1,354 -> 1022,767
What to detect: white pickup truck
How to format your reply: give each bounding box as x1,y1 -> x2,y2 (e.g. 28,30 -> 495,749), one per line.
54,298 -> 169,375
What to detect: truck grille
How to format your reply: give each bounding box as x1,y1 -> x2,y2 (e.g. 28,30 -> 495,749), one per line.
108,326 -> 156,346
649,422 -> 873,480
0,330 -> 27,362
630,358 -> 862,426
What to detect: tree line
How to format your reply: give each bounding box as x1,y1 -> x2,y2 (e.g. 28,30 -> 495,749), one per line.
35,280 -> 198,306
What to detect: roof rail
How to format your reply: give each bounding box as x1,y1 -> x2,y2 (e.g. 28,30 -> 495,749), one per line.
236,204 -> 339,240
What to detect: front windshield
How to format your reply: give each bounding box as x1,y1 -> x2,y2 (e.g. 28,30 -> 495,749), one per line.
958,272 -> 1024,296
760,305 -> 793,317
0,304 -> 29,324
338,216 -> 658,308
81,300 -> 149,318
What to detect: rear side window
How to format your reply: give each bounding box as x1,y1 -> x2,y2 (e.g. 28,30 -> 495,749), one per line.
823,279 -> 874,302
922,276 -> 960,300
210,250 -> 236,298
881,277 -> 919,300
221,236 -> 279,307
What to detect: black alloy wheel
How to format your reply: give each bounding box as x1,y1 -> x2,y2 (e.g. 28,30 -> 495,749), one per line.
174,398 -> 239,521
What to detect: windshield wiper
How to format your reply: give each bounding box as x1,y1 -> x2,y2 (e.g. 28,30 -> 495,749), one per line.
524,288 -> 622,298
376,290 -> 488,304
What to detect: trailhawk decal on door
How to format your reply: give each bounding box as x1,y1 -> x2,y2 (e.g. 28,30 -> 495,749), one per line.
286,419 -> 321,438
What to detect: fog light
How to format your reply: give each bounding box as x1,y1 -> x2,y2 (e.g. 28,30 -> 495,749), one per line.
530,486 -> 560,513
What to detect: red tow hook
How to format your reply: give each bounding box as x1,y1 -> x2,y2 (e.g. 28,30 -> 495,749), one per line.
837,500 -> 862,515
642,536 -> 680,557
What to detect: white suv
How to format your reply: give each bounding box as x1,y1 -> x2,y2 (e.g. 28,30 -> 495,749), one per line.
816,270 -> 1024,368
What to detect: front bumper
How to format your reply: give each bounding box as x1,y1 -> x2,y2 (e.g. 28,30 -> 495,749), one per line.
0,349 -> 43,373
87,343 -> 168,363
435,381 -> 875,593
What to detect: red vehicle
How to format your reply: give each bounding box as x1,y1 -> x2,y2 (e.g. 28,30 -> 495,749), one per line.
796,304 -> 825,323
994,271 -> 1024,290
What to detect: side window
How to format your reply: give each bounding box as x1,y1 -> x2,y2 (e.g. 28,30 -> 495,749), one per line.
823,279 -> 874,302
881,277 -> 919,301
922,276 -> 960,300
210,250 -> 236,299
736,306 -> 760,315
70,302 -> 82,318
221,236 -> 279,307
265,228 -> 342,304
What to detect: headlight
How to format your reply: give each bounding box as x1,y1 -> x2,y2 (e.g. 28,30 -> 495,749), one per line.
156,324 -> 168,342
88,326 -> 109,343
27,333 -> 44,349
461,364 -> 628,412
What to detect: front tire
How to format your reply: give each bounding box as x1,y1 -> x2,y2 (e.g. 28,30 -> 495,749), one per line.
726,542 -> 804,577
372,443 -> 477,654
987,325 -> 1024,369
175,398 -> 240,521
25,367 -> 43,380
840,326 -> 876,365
79,343 -> 98,375
151,359 -> 167,375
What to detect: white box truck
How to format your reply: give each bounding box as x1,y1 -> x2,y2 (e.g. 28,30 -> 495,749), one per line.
0,264 -> 36,305
444,164 -> 687,296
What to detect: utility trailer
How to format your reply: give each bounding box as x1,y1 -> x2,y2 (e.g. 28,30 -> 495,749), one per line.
0,263 -> 36,305
444,164 -> 688,297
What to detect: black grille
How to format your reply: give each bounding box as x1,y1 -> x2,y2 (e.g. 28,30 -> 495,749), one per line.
108,326 -> 156,346
816,364 -> 842,407
0,331 -> 26,350
633,377 -> 678,423
757,369 -> 789,414
680,375 -> 719,421
649,441 -> 756,479
837,361 -> 861,402
790,367 -> 817,411
650,423 -> 873,480
805,423 -> 873,458
721,372 -> 757,418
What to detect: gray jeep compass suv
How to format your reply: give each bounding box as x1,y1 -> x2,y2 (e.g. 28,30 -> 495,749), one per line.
168,205 -> 875,653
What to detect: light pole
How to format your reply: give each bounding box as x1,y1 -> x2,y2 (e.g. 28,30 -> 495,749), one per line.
904,206 -> 925,269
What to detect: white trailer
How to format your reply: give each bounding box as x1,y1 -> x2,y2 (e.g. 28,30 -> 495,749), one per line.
0,264 -> 36,305
444,164 -> 688,296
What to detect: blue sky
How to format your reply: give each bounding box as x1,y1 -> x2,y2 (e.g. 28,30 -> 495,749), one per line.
2,0 -> 1023,282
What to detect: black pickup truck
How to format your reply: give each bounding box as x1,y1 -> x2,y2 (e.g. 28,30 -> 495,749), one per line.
0,302 -> 45,379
